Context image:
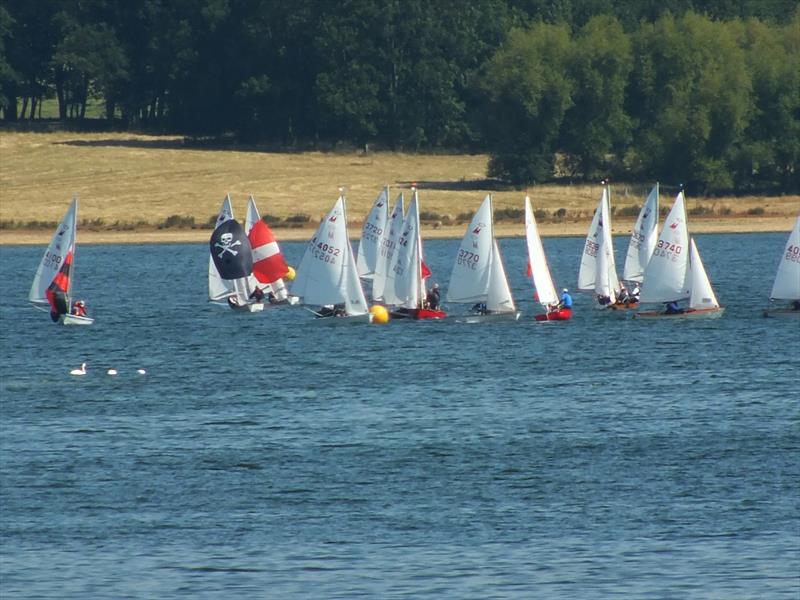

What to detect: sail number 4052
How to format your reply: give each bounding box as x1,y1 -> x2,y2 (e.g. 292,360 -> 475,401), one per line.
313,242 -> 341,263
786,245 -> 800,263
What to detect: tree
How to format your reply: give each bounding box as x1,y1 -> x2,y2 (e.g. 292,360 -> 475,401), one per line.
628,13 -> 752,191
476,23 -> 574,183
561,15 -> 633,178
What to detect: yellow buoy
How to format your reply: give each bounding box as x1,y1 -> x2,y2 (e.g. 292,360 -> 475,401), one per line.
285,266 -> 296,281
370,304 -> 390,324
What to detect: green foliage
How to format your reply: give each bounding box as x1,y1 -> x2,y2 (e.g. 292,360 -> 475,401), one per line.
1,0 -> 798,193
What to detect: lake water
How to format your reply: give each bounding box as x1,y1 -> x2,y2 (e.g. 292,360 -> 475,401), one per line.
1,233 -> 798,598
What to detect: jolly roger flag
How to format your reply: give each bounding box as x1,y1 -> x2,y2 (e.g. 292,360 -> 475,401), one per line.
210,219 -> 254,279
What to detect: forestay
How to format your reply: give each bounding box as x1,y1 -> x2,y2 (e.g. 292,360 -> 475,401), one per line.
770,215 -> 800,301
639,191 -> 690,303
623,183 -> 659,282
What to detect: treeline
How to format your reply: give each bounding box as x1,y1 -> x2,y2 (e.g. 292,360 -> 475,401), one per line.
1,0 -> 798,193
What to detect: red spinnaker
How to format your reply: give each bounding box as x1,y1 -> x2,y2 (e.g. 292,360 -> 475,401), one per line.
248,220 -> 289,283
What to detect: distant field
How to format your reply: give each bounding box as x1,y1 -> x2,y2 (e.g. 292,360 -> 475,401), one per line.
1,131 -> 797,244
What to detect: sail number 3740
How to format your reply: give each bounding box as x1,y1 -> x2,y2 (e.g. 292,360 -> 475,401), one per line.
653,239 -> 682,262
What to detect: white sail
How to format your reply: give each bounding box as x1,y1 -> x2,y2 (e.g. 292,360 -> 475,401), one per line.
578,188 -> 605,291
372,194 -> 404,301
640,191 -> 690,303
29,197 -> 78,305
389,191 -> 422,309
487,239 -> 516,312
292,195 -> 368,315
208,195 -> 236,302
596,190 -> 621,300
356,187 -> 389,279
624,183 -> 659,282
524,196 -> 559,307
687,238 -> 719,309
244,195 -> 260,235
446,194 -> 494,304
770,215 -> 800,301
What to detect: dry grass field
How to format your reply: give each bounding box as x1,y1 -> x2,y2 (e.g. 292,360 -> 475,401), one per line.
1,130 -> 797,244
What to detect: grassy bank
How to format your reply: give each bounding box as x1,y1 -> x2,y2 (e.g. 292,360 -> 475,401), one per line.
1,131 -> 797,245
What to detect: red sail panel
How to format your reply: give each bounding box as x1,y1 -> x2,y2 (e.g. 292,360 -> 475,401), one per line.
421,260 -> 432,280
46,251 -> 73,315
248,220 -> 289,283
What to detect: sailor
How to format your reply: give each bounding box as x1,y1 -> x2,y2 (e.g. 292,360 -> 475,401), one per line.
665,300 -> 683,314
72,300 -> 87,317
597,294 -> 612,306
426,283 -> 441,310
249,287 -> 265,302
559,288 -> 573,310
617,285 -> 630,305
472,302 -> 488,315
631,284 -> 641,301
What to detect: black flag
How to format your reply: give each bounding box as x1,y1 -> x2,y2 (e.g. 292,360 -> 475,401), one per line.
210,219 -> 253,279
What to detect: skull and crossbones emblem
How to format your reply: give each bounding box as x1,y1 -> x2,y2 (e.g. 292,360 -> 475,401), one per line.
215,232 -> 241,258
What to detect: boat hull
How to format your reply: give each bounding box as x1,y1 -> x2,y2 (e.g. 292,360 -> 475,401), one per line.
390,308 -> 447,320
534,308 -> 572,321
312,313 -> 373,325
60,314 -> 94,326
229,301 -> 265,312
608,301 -> 639,311
455,311 -> 521,323
635,307 -> 725,319
763,308 -> 800,318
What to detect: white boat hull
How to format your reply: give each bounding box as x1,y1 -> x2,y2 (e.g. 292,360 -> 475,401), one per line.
454,311 -> 521,324
60,314 -> 94,326
634,307 -> 725,319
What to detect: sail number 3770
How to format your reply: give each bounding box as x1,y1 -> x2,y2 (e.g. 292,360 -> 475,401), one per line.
457,249 -> 480,269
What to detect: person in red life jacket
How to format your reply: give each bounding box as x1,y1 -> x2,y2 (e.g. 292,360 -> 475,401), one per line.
72,300 -> 87,317
426,283 -> 441,310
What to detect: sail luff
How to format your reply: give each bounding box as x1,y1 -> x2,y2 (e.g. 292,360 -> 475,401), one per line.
688,238 -> 720,309
770,215 -> 800,301
578,189 -> 604,291
639,191 -> 690,303
30,197 -> 78,305
623,183 -> 659,282
524,196 -> 559,307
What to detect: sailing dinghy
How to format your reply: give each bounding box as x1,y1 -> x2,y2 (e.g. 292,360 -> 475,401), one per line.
764,215 -> 800,317
29,197 -> 94,325
578,183 -> 624,309
525,196 -> 571,321
371,193 -> 404,302
446,194 -> 519,322
291,193 -> 372,323
356,186 -> 390,282
617,183 -> 660,310
209,207 -> 263,312
635,190 -> 724,319
245,195 -> 296,305
384,188 -> 446,320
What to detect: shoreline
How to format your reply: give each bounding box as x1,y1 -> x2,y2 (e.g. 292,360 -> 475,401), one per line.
0,215 -> 793,245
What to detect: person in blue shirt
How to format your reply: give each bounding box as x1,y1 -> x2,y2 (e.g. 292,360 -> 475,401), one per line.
665,300 -> 683,314
559,288 -> 573,310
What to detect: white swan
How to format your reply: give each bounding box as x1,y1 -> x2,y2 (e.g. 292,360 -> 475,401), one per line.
107,368 -> 118,376
70,363 -> 87,376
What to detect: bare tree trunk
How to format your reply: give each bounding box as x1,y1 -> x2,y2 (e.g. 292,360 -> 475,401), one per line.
20,97 -> 29,119
30,97 -> 37,120
79,74 -> 89,119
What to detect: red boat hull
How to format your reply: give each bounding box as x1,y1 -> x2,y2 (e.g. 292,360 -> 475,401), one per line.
534,308 -> 572,321
391,307 -> 447,320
